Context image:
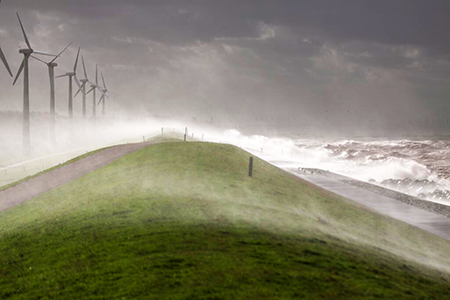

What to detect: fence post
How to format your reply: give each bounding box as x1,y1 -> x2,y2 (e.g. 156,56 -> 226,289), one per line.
184,127 -> 188,141
161,127 -> 164,135
248,157 -> 253,177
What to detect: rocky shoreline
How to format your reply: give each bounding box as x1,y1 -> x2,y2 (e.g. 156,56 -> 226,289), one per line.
304,168 -> 450,219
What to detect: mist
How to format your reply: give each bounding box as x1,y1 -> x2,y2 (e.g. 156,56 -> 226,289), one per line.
1,0 -> 450,138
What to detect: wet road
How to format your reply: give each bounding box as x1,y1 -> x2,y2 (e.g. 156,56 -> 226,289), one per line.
286,168 -> 450,241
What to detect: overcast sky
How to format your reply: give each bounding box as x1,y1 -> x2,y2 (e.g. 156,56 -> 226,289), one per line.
1,1 -> 449,132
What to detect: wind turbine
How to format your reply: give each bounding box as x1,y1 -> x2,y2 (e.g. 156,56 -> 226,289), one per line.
74,56 -> 94,118
86,64 -> 99,118
56,47 -> 81,118
31,42 -> 72,142
0,47 -> 13,77
12,13 -> 57,155
97,72 -> 112,117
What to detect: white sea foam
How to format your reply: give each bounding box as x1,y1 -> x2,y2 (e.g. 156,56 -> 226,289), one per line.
219,130 -> 450,206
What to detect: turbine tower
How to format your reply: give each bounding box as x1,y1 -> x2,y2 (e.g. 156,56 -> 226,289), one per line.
74,56 -> 94,118
97,72 -> 111,117
56,47 -> 81,118
13,13 -> 57,155
86,64 -> 99,118
0,47 -> 13,77
31,43 -> 72,142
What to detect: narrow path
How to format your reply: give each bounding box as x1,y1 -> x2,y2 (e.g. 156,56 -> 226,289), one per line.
0,142 -> 153,212
286,168 -> 450,241
0,148 -> 83,171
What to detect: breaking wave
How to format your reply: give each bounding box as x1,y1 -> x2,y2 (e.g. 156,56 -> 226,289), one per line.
221,130 -> 450,205
293,139 -> 450,205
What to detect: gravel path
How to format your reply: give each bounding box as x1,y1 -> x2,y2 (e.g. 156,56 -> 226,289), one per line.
0,142 -> 153,212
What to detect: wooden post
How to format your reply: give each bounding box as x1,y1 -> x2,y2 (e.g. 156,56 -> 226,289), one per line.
161,127 -> 164,135
248,157 -> 253,177
184,127 -> 187,141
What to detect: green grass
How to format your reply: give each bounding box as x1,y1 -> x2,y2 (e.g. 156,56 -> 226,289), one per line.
1,142 -> 450,299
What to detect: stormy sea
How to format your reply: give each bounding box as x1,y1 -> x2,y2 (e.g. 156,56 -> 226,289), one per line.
292,137 -> 450,206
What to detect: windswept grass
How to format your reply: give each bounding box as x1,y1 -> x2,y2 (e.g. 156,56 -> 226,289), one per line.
1,142 -> 450,299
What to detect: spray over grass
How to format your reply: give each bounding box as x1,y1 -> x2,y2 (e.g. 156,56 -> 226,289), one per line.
1,141 -> 450,298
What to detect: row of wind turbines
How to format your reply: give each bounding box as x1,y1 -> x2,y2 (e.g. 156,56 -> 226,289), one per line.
1,13 -> 114,155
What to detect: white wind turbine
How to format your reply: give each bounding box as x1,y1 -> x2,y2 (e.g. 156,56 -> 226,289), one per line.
12,13 -> 57,155
86,64 -> 100,118
31,42 -> 72,142
74,56 -> 95,118
56,47 -> 81,118
97,72 -> 114,117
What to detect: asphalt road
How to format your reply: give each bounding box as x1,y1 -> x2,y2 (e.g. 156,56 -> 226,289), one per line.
287,167 -> 450,242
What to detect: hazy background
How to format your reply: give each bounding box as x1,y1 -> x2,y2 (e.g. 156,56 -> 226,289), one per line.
1,0 -> 450,136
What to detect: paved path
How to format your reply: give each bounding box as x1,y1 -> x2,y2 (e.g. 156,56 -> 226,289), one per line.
0,142 -> 153,212
286,168 -> 450,241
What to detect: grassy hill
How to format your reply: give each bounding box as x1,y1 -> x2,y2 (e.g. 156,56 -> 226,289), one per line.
1,140 -> 450,299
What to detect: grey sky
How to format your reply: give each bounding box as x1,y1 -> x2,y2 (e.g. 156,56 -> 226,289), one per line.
0,0 -> 449,133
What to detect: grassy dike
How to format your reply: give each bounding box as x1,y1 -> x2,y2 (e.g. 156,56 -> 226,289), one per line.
1,141 -> 450,299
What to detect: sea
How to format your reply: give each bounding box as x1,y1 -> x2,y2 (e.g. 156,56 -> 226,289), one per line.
292,137 -> 450,206
223,130 -> 450,206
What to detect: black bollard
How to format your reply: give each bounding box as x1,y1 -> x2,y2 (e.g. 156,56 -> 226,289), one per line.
248,157 -> 254,177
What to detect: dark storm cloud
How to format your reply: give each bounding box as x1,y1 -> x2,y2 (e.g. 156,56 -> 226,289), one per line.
1,0 -> 449,133
5,0 -> 450,51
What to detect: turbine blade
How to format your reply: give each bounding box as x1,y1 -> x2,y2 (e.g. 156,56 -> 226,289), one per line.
16,13 -> 32,50
97,94 -> 105,105
95,64 -> 98,85
74,75 -> 81,88
13,58 -> 25,85
74,82 -> 85,98
33,51 -> 57,57
55,74 -> 68,78
105,93 -> 110,99
30,55 -> 48,65
82,55 -> 88,79
101,72 -> 107,90
73,47 -> 80,73
0,47 -> 13,77
86,86 -> 95,95
50,42 -> 72,64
